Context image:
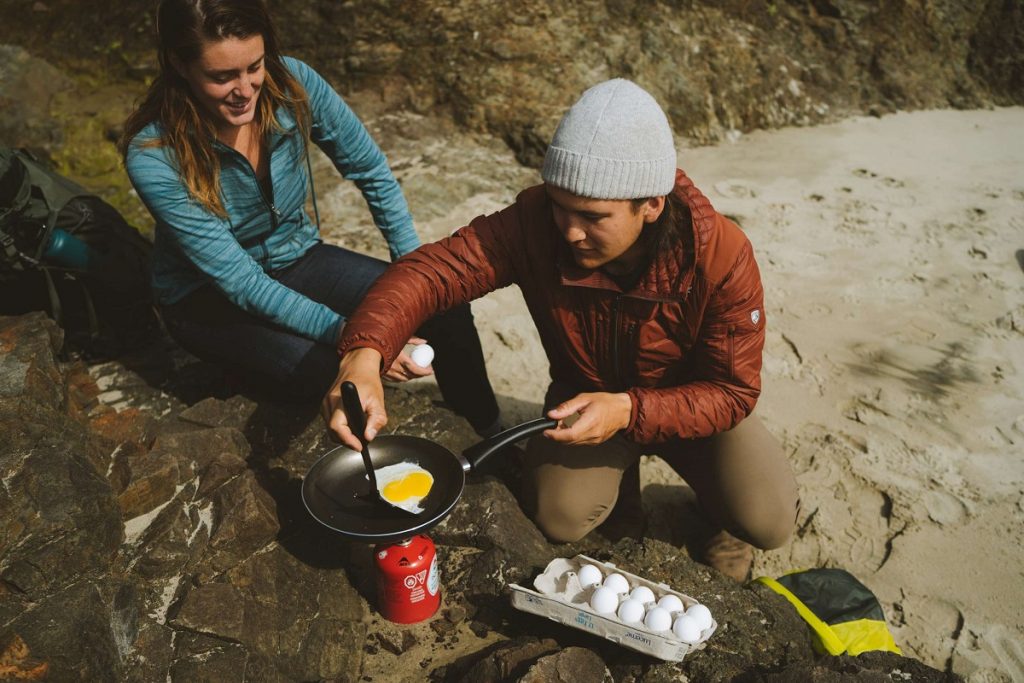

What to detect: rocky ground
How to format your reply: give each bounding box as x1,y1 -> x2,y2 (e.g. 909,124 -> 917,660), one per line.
0,312 -> 958,681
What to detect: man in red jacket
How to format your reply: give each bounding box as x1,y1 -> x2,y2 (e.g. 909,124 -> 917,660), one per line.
323,79 -> 799,581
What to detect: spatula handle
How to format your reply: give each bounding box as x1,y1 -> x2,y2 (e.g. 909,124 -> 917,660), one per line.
340,381 -> 367,443
340,381 -> 376,490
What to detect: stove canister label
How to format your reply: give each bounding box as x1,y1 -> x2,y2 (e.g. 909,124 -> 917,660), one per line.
427,555 -> 439,596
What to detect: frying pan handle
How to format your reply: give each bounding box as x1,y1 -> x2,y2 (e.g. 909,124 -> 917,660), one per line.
461,417 -> 558,471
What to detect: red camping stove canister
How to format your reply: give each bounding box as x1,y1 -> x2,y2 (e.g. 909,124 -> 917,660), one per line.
374,534 -> 440,623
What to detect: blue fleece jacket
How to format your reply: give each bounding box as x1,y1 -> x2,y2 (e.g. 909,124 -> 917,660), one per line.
125,57 -> 420,345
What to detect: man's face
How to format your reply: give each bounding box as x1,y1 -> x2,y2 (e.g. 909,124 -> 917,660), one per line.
178,34 -> 266,133
546,184 -> 665,274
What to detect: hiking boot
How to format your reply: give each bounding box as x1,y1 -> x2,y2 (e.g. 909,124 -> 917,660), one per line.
698,529 -> 754,583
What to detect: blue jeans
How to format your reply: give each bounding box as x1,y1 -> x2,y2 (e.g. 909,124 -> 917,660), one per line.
161,243 -> 500,432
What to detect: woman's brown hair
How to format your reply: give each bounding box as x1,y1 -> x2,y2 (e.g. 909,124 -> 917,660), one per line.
119,0 -> 310,216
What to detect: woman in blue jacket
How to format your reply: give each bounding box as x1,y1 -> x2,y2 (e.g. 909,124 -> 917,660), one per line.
119,0 -> 500,434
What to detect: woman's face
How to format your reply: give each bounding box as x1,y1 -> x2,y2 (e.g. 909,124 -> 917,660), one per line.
178,34 -> 266,132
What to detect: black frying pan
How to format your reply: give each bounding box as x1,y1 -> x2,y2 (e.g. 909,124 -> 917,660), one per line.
302,393 -> 556,543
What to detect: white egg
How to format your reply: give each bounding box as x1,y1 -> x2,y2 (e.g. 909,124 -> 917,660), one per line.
657,594 -> 684,613
410,343 -> 435,368
630,585 -> 655,604
577,564 -> 603,589
603,573 -> 630,595
372,461 -> 434,514
616,598 -> 645,624
643,606 -> 672,632
672,614 -> 703,644
685,603 -> 714,631
590,586 -> 619,614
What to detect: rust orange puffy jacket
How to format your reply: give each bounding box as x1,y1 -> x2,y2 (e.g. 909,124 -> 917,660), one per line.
339,170 -> 766,443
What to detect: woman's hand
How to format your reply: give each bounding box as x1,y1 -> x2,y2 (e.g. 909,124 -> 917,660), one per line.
543,392 -> 633,446
382,337 -> 434,382
322,347 -> 388,451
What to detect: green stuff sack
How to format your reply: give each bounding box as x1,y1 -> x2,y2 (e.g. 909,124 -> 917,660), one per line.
755,568 -> 901,656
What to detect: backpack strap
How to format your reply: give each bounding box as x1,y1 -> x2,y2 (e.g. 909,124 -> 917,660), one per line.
0,226 -> 23,266
39,266 -> 64,327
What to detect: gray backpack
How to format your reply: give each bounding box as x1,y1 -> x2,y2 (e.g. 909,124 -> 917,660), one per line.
0,147 -> 158,355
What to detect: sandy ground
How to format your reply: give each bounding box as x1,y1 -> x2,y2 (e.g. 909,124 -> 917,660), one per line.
317,107 -> 1024,681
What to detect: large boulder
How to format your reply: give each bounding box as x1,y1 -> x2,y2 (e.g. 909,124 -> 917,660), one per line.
0,44 -> 71,152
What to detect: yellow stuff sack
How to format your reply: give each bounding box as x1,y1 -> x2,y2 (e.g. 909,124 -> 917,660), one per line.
755,568 -> 901,656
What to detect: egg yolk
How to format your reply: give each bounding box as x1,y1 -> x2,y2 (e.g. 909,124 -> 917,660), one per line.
382,471 -> 433,503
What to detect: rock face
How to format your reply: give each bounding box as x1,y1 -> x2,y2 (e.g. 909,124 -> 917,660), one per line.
0,44 -> 71,152
0,312 -> 960,682
1,1 -> 1022,168
279,0 -> 1024,165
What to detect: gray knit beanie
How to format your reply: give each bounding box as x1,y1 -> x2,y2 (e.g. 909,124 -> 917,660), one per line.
542,78 -> 677,200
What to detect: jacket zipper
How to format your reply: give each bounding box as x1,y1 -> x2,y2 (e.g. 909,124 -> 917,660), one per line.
611,297 -> 639,392
245,160 -> 281,225
218,142 -> 281,261
239,150 -> 280,263
612,297 -> 622,390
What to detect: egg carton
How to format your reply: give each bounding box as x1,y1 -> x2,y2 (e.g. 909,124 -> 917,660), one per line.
508,554 -> 717,662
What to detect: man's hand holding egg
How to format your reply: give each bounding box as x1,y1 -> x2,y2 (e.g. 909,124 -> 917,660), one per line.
410,343 -> 434,368
382,338 -> 434,382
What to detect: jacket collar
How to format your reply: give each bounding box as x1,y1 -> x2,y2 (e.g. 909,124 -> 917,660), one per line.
210,104 -> 300,155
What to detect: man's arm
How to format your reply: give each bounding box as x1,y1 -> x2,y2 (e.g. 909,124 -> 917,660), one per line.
324,200 -> 523,445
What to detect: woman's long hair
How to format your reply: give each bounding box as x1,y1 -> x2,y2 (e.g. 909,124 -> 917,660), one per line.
119,0 -> 310,217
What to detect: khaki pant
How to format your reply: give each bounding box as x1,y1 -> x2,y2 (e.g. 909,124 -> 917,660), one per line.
522,415 -> 799,546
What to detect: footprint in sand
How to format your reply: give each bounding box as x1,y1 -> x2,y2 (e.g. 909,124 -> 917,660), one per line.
922,489 -> 969,526
986,624 -> 1024,682
713,179 -> 758,199
955,622 -> 1024,682
852,168 -> 905,188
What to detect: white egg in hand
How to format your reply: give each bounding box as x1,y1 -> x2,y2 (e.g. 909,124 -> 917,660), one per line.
672,614 -> 703,644
616,598 -> 645,624
410,343 -> 434,368
685,603 -> 714,631
657,594 -> 684,614
578,564 -> 603,589
603,573 -> 630,595
643,606 -> 672,632
630,585 -> 655,604
590,586 -> 619,614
